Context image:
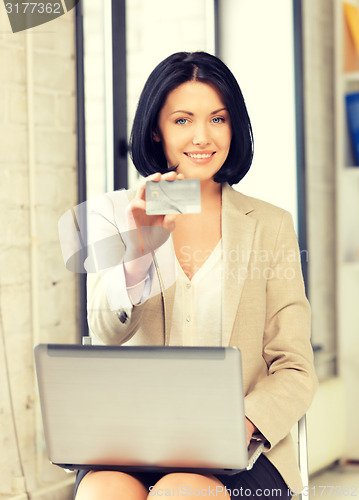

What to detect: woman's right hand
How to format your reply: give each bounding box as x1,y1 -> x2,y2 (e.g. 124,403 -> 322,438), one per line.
127,170 -> 184,233
123,171 -> 184,289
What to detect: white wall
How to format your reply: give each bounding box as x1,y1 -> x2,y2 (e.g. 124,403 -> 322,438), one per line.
219,0 -> 298,227
0,8 -> 78,499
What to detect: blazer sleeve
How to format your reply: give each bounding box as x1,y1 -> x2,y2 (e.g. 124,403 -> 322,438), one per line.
88,269 -> 155,345
86,190 -> 175,345
85,190 -> 148,344
244,210 -> 318,449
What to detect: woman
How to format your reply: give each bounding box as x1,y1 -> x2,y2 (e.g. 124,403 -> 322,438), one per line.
75,51 -> 317,499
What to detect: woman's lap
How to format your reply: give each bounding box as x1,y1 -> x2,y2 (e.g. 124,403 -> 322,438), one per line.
74,455 -> 292,499
74,469 -> 165,498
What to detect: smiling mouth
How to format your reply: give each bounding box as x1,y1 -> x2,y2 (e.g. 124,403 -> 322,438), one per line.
184,152 -> 216,159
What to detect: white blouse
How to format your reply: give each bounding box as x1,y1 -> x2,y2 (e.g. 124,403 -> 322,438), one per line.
169,239 -> 222,347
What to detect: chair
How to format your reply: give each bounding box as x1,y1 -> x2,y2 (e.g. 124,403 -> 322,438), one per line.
298,414 -> 309,499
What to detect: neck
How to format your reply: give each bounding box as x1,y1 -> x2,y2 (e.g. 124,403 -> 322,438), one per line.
200,179 -> 222,207
197,181 -> 222,214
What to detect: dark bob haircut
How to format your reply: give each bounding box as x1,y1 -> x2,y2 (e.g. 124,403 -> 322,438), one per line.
129,51 -> 254,185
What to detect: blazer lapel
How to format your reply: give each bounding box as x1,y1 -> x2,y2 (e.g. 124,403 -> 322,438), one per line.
152,242 -> 176,346
163,282 -> 175,345
221,183 -> 256,346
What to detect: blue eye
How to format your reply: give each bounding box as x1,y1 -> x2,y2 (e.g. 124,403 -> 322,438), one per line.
176,118 -> 188,125
212,117 -> 224,124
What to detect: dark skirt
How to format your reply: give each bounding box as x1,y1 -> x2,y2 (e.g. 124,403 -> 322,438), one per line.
73,454 -> 292,499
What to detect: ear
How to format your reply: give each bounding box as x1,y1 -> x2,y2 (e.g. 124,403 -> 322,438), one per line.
152,129 -> 161,142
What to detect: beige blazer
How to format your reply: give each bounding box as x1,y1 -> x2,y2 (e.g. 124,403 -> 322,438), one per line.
88,182 -> 318,493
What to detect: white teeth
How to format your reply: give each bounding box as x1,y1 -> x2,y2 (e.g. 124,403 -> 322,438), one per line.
187,153 -> 212,159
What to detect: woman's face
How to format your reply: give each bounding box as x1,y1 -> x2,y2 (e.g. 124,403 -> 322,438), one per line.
154,81 -> 232,183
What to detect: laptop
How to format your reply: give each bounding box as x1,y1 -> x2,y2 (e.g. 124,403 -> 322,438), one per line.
34,344 -> 264,475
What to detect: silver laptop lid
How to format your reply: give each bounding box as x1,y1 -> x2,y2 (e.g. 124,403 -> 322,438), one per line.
34,345 -> 251,474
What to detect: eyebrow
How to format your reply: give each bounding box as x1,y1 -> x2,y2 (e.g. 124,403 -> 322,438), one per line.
169,107 -> 228,116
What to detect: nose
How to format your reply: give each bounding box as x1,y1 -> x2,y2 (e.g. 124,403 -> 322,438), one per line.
192,122 -> 211,146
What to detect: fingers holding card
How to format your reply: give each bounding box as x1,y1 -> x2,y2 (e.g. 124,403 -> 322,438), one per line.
145,179 -> 201,215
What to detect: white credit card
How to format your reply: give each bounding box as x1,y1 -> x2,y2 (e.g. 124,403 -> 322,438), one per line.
145,179 -> 201,215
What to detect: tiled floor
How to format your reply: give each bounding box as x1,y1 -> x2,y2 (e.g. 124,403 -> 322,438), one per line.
309,462 -> 359,499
